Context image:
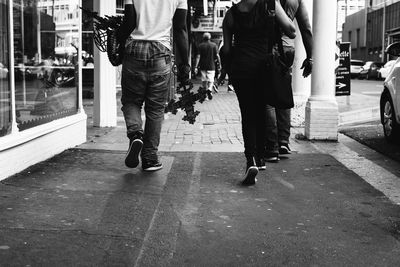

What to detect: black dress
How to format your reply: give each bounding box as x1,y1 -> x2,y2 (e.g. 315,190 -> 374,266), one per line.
229,0 -> 274,160
230,0 -> 273,79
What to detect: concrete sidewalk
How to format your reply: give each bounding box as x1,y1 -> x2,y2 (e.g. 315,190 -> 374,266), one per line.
1,82 -> 400,266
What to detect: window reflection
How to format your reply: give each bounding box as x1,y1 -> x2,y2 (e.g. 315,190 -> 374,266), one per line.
0,0 -> 11,137
13,0 -> 79,131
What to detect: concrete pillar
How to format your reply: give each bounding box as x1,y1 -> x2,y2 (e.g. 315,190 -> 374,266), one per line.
93,0 -> 117,127
304,0 -> 339,140
292,0 -> 313,100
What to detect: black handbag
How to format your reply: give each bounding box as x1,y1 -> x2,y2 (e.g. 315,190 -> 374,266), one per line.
264,0 -> 294,109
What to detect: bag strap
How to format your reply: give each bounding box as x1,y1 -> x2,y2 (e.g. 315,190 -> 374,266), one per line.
266,0 -> 285,56
265,0 -> 275,53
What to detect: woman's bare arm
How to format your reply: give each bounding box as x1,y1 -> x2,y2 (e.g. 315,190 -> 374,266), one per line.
221,9 -> 234,70
275,0 -> 296,39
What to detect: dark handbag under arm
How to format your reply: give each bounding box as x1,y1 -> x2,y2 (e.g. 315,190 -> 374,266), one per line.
264,0 -> 294,109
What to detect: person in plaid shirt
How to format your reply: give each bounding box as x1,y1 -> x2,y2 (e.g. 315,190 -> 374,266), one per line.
120,0 -> 190,171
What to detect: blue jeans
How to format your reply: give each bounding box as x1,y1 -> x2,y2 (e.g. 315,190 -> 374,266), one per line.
265,105 -> 291,153
121,48 -> 171,162
265,46 -> 295,153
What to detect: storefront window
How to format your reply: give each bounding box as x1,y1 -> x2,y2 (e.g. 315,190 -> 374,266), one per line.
0,0 -> 11,137
13,0 -> 79,131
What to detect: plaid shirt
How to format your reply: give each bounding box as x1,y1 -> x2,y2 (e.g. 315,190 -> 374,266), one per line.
125,40 -> 171,60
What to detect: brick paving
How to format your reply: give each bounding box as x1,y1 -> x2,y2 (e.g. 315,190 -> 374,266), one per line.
160,85 -> 243,152
82,79 -> 378,153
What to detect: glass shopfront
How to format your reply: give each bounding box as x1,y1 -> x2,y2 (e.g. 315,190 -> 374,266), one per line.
13,0 -> 80,131
0,0 -> 11,137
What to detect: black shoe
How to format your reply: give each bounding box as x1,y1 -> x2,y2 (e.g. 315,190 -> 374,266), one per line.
213,85 -> 219,93
256,157 -> 266,170
227,84 -> 234,92
279,144 -> 291,155
242,157 -> 258,186
142,160 -> 163,172
265,152 -> 279,163
207,90 -> 213,100
125,135 -> 143,168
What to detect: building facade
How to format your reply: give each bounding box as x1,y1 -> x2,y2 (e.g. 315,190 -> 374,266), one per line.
342,9 -> 367,60
0,0 -> 86,180
337,0 -> 365,41
343,0 -> 400,62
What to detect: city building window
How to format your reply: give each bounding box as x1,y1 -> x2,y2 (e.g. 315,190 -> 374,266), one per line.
116,0 -> 124,9
13,0 -> 79,131
0,0 -> 11,136
348,31 -> 352,43
116,0 -> 124,14
356,28 -> 360,48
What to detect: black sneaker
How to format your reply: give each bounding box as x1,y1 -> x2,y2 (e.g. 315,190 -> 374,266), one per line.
227,84 -> 234,92
206,90 -> 213,100
265,152 -> 279,163
213,85 -> 219,93
256,158 -> 266,170
142,160 -> 163,172
279,144 -> 291,155
242,157 -> 258,186
125,136 -> 143,168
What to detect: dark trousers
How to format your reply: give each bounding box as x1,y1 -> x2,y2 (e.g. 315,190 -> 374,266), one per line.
265,105 -> 291,153
265,45 -> 295,153
232,77 -> 267,159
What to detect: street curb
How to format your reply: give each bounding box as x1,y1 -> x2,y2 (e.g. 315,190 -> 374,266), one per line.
339,107 -> 380,126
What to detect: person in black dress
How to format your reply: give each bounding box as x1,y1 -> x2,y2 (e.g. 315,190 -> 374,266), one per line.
222,0 -> 296,185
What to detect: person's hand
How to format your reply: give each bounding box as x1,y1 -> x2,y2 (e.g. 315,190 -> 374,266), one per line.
177,64 -> 191,85
300,58 -> 312,77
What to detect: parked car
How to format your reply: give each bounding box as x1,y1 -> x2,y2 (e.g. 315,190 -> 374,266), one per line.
378,60 -> 396,79
380,42 -> 400,142
0,62 -> 8,79
359,61 -> 384,80
350,59 -> 364,78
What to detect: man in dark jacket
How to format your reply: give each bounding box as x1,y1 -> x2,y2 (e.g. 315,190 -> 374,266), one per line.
265,0 -> 313,163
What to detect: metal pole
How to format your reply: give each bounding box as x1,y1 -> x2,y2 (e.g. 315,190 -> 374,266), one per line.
37,2 -> 42,63
9,0 -> 19,133
336,0 -> 339,40
21,0 -> 26,106
381,1 -> 386,62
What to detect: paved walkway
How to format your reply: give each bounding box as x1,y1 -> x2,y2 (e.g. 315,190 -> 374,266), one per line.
1,81 -> 400,266
82,79 -> 381,151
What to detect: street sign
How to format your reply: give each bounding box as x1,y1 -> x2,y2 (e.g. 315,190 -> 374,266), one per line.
335,42 -> 351,96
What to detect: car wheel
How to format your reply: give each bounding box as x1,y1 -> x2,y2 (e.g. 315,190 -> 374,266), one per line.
381,91 -> 400,142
